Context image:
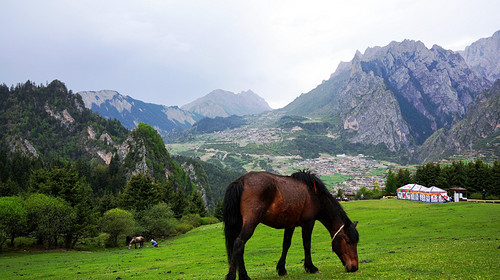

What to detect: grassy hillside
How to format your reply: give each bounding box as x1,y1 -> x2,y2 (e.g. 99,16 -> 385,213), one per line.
1,199 -> 498,279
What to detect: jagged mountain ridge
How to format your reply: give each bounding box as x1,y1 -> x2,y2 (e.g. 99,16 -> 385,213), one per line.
460,30 -> 500,83
78,90 -> 203,139
181,89 -> 272,118
282,39 -> 492,159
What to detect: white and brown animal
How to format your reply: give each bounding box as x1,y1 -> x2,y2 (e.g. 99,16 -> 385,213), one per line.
127,236 -> 145,249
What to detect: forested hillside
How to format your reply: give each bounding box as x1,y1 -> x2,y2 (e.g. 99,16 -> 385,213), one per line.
0,80 -> 236,251
0,80 -> 128,163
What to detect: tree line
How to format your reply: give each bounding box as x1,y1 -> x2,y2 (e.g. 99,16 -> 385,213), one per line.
0,151 -> 218,251
385,159 -> 500,198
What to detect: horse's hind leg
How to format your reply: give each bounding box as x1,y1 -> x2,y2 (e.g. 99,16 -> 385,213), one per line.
226,224 -> 257,280
277,228 -> 295,276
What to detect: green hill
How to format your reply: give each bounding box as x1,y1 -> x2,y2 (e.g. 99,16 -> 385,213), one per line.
1,199 -> 498,279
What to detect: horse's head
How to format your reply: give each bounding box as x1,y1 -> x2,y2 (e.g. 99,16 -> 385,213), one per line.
331,222 -> 359,272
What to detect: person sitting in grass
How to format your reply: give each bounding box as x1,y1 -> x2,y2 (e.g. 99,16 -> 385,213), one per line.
150,239 -> 158,247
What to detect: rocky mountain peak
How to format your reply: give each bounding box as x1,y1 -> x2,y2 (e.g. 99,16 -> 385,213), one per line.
460,30 -> 500,82
181,89 -> 272,118
284,37 -> 492,160
79,90 -> 133,113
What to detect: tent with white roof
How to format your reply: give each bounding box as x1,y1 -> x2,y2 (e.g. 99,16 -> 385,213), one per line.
397,184 -> 449,203
397,184 -> 413,200
427,186 -> 450,203
410,184 -> 427,201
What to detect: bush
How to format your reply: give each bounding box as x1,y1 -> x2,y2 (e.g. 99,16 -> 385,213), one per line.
175,223 -> 194,234
0,196 -> 28,249
200,216 -> 219,225
470,192 -> 482,199
100,208 -> 135,247
25,194 -> 73,249
138,202 -> 178,238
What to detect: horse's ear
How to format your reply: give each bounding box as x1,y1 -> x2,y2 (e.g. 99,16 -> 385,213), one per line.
353,221 -> 358,227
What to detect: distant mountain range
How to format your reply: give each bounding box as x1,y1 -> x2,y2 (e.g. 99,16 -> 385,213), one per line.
281,36 -> 493,161
78,90 -> 203,139
181,89 -> 272,118
77,89 -> 272,139
75,29 -> 499,162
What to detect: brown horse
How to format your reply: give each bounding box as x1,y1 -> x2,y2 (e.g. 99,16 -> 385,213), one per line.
128,236 -> 145,249
223,170 -> 359,280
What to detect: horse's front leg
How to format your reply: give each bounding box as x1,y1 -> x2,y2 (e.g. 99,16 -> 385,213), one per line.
277,228 -> 295,276
302,222 -> 320,274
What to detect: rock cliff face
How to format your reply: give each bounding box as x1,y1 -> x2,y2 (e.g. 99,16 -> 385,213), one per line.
418,79 -> 500,162
181,89 -> 272,118
283,39 -> 491,158
460,30 -> 500,82
78,90 -> 202,139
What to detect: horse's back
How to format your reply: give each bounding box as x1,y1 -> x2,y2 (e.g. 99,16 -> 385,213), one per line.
239,171 -> 316,229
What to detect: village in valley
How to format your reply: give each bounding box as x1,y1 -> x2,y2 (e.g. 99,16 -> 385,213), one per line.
168,123 -> 394,198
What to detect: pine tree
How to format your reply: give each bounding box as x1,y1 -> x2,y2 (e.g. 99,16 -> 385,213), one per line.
187,190 -> 207,217
120,173 -> 160,211
385,169 -> 397,194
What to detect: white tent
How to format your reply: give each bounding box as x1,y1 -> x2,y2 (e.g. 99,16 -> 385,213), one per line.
397,184 -> 449,203
397,184 -> 413,200
410,184 -> 427,201
427,186 -> 449,203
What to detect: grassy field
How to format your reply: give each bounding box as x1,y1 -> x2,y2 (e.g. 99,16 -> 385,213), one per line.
1,199 -> 498,279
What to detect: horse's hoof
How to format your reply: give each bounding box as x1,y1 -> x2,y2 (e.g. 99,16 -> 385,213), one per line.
304,265 -> 320,274
314,270 -> 322,274
277,270 -> 288,276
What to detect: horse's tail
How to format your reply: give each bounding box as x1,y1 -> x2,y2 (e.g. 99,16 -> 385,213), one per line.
223,178 -> 244,263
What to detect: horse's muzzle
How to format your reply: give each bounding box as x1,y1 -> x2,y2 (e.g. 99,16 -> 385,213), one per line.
345,264 -> 358,272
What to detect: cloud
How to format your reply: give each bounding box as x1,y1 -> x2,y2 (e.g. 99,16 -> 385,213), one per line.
1,0 -> 499,109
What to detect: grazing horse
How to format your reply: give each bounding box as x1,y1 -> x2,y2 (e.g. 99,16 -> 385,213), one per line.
223,170 -> 359,280
128,236 -> 145,249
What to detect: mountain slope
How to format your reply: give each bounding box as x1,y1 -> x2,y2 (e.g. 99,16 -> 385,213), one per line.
282,40 -> 491,158
460,30 -> 500,82
78,90 -> 203,139
418,79 -> 500,162
0,80 -> 129,164
0,80 -> 232,206
181,89 -> 272,118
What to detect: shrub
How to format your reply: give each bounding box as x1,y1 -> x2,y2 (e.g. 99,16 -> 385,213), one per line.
0,196 -> 28,249
200,216 -> 219,225
138,202 -> 178,238
175,223 -> 194,234
100,208 -> 135,247
470,192 -> 482,199
181,214 -> 202,228
25,193 -> 73,249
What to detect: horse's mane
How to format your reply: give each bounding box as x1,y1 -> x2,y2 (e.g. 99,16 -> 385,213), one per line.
291,170 -> 359,242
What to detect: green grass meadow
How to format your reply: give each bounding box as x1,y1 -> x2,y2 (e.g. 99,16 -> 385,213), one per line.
1,199 -> 498,279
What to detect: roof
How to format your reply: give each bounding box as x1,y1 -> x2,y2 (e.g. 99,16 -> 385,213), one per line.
428,186 -> 446,193
398,184 -> 415,190
449,187 -> 467,192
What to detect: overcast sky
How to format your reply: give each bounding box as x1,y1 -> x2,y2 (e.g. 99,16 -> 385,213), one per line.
1,0 -> 499,109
